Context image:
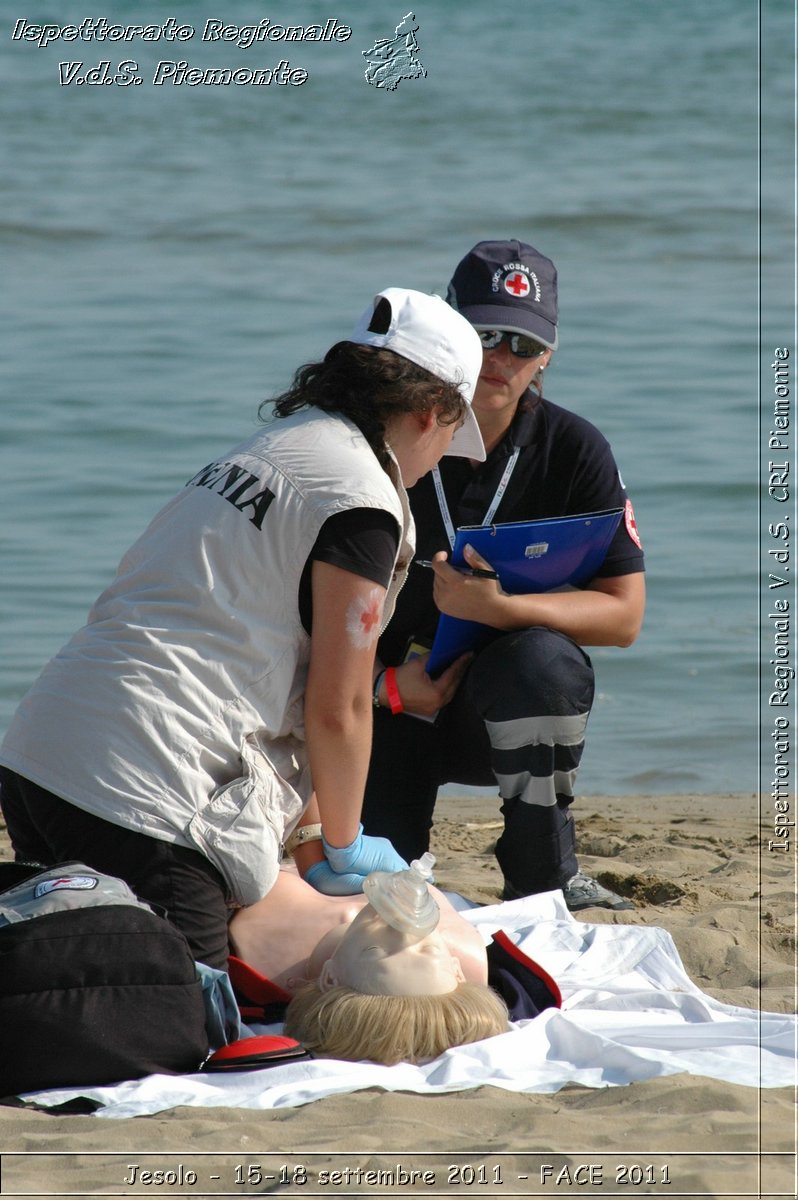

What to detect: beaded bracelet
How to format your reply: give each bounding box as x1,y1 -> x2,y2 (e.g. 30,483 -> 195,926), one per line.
372,669 -> 386,708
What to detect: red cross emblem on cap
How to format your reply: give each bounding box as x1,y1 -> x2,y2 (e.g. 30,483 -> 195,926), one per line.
504,271 -> 530,297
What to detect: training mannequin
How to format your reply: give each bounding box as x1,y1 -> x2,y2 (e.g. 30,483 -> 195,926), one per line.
229,862 -> 489,990
228,864 -> 509,1064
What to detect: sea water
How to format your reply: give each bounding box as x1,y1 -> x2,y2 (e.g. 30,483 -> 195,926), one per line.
1,0 -> 790,794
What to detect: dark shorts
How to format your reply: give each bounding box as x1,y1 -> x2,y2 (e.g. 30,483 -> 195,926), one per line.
0,766 -> 231,970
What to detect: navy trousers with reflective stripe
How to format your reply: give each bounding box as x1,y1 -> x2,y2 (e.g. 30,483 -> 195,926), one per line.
362,627 -> 594,894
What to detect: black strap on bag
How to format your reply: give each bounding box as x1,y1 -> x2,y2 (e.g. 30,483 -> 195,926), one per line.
0,862 -> 210,1098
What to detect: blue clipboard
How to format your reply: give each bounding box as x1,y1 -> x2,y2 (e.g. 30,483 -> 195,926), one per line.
426,507 -> 624,677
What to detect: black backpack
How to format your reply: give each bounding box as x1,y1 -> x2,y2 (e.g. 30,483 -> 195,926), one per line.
0,862 -> 209,1097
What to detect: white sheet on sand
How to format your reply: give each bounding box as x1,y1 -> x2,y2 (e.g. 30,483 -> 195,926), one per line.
26,891 -> 796,1117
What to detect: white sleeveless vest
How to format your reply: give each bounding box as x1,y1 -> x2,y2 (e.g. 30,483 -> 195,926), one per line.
1,409 -> 414,904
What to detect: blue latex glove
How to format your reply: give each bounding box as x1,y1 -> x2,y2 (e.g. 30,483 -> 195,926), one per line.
322,824 -> 409,877
304,860 -> 365,896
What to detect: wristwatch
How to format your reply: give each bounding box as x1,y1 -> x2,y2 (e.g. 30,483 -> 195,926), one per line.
283,823 -> 323,856
372,669 -> 386,708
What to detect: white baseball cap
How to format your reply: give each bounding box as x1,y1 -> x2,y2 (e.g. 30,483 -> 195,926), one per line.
349,287 -> 486,461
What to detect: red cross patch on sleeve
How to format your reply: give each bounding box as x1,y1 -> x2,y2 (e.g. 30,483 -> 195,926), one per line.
624,499 -> 642,549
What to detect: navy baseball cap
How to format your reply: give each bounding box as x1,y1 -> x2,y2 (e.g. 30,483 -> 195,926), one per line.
446,239 -> 559,350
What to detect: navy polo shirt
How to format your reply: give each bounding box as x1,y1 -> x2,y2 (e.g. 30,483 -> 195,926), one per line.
377,392 -> 644,665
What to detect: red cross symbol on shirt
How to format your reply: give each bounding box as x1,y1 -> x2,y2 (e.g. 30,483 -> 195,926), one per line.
504,271 -> 530,297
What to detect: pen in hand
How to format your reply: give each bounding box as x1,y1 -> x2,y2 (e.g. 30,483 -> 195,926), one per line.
414,559 -> 499,581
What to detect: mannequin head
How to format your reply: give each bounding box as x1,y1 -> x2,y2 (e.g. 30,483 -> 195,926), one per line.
316,904 -> 464,996
286,900 -> 508,1064
284,979 -> 508,1065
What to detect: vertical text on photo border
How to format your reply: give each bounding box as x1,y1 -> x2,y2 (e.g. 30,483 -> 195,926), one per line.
764,346 -> 793,855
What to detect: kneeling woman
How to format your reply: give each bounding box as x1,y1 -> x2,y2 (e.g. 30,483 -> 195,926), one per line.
0,288 -> 484,971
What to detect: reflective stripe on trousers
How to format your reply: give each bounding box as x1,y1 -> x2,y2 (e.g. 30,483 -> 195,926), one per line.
465,628 -> 594,891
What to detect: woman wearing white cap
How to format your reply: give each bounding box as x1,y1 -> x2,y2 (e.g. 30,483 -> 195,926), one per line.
363,241 -> 647,912
0,288 -> 484,969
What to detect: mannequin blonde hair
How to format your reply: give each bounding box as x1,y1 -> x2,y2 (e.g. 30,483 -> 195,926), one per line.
284,981 -> 508,1065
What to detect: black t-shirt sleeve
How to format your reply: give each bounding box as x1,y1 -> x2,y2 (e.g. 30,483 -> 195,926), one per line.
598,501 -> 645,577
573,446 -> 645,578
542,411 -> 644,578
298,507 -> 400,635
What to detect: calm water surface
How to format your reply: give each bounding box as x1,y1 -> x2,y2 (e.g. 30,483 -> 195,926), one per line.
1,1 -> 789,794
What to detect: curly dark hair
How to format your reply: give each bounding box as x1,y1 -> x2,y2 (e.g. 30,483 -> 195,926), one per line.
259,343 -> 467,470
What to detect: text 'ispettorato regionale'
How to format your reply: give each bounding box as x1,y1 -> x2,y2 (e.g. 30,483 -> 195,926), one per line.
11,17 -> 353,87
11,18 -> 353,48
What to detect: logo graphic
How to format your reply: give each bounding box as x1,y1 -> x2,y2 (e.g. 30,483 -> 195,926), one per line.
624,499 -> 642,549
363,12 -> 426,90
345,587 -> 384,649
34,875 -> 99,898
491,263 -> 542,302
524,541 -> 550,559
504,271 -> 531,298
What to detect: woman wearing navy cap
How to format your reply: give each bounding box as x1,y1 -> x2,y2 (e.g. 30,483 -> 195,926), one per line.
362,240 -> 646,911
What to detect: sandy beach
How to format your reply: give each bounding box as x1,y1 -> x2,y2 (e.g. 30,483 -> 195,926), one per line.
0,790 -> 794,1200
